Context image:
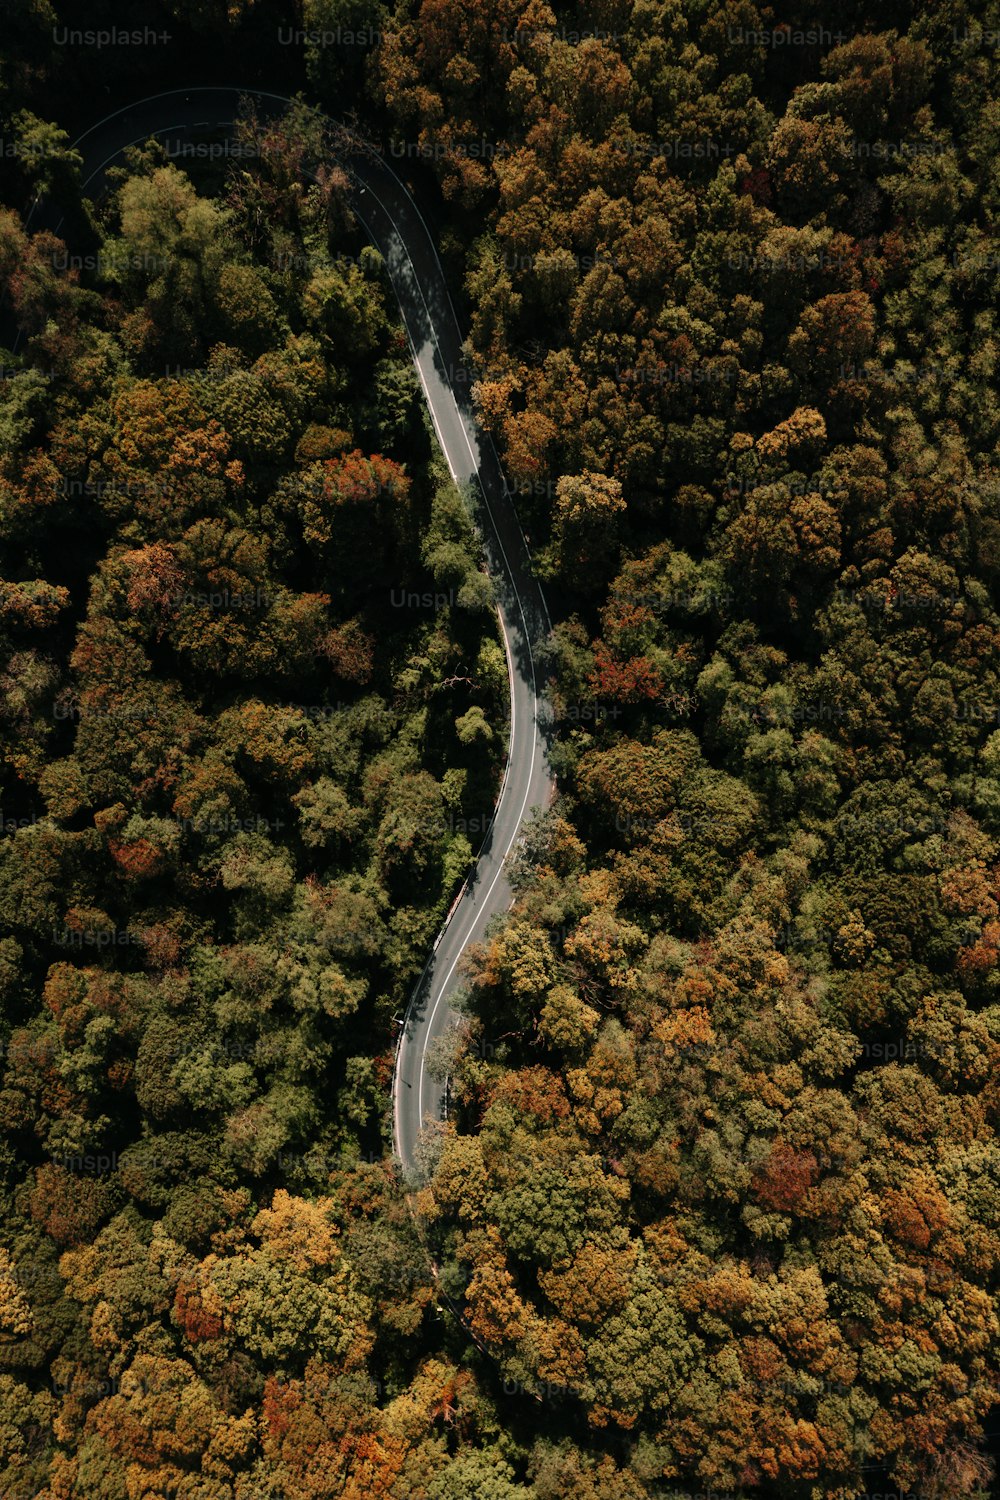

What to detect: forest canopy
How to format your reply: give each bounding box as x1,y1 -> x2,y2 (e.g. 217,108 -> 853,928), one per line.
0,3 -> 998,1498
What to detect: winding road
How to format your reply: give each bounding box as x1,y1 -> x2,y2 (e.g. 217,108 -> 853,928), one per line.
44,88 -> 554,1179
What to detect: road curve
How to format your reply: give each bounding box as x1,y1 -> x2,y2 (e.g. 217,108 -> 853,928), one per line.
47,88 -> 554,1179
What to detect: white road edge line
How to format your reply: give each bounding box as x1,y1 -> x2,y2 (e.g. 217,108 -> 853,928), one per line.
348,189 -> 540,1143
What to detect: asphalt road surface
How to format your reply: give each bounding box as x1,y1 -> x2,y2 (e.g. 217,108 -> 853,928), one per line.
46,88 -> 554,1179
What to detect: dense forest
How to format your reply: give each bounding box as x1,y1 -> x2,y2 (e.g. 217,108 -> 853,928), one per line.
1,1 -> 999,1497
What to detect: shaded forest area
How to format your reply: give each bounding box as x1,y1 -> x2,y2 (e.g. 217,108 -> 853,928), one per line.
1,2 -> 999,1498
